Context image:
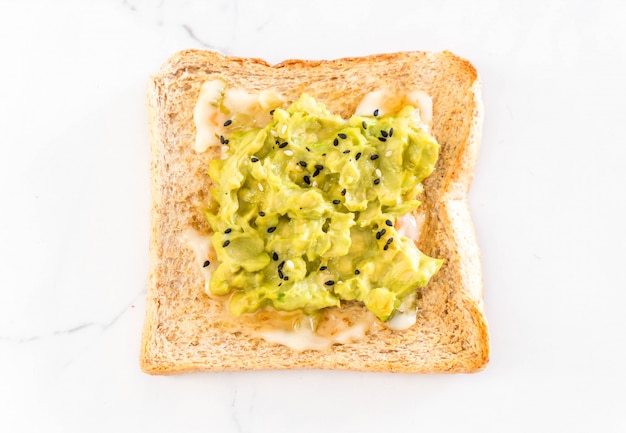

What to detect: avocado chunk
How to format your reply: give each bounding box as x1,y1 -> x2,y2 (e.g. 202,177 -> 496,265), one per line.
204,93 -> 442,320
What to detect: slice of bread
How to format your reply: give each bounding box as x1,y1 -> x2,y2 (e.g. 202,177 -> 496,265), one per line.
141,50 -> 488,374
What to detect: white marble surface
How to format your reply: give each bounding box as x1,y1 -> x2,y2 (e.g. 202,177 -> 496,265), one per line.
1,0 -> 625,431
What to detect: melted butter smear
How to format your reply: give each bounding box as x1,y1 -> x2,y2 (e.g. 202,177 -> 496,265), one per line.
193,80 -> 283,154
354,89 -> 432,132
258,310 -> 375,352
396,211 -> 425,243
179,227 -> 216,292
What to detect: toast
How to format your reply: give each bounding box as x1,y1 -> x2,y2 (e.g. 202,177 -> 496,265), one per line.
141,50 -> 488,374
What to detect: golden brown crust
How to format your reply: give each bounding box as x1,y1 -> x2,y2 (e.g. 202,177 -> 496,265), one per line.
140,50 -> 489,374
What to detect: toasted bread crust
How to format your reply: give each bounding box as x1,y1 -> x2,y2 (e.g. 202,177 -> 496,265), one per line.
141,50 -> 489,374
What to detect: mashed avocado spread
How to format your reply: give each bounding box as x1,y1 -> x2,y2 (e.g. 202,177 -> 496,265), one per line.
203,93 -> 442,321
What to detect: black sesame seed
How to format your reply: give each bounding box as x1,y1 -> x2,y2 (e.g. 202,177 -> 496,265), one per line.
362,120 -> 367,129
224,139 -> 229,145
298,161 -> 307,168
341,188 -> 346,196
373,109 -> 379,117
354,269 -> 360,275
220,135 -> 225,144
385,219 -> 393,227
258,211 -> 265,217
223,240 -> 231,248
333,138 -> 339,146
324,280 -> 335,286
315,164 -> 324,170
338,133 -> 347,139
270,109 -> 275,115
267,227 -> 277,233
386,237 -> 394,245
383,245 -> 389,251
278,261 -> 285,270
283,276 -> 289,281
378,137 -> 387,142
306,147 -> 310,152
373,178 -> 381,185
273,252 -> 279,261
333,199 -> 340,205
381,130 -> 388,137
319,266 -> 328,271
389,127 -> 394,137
355,152 -> 362,160
303,175 -> 311,184
251,157 -> 259,162
278,270 -> 284,279
313,169 -> 320,177
376,228 -> 386,240
370,154 -> 379,160
279,142 -> 288,148
343,150 -> 350,154
203,260 -> 211,268
225,228 -> 232,234
223,119 -> 233,127
278,283 -> 282,287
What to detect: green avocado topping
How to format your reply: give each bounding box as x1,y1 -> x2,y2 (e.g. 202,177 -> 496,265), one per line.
204,93 -> 442,321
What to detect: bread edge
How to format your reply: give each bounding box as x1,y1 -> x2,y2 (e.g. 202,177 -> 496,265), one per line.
139,50 -> 489,374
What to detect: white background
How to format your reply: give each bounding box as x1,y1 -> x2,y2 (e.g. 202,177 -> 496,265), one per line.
1,0 -> 625,431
